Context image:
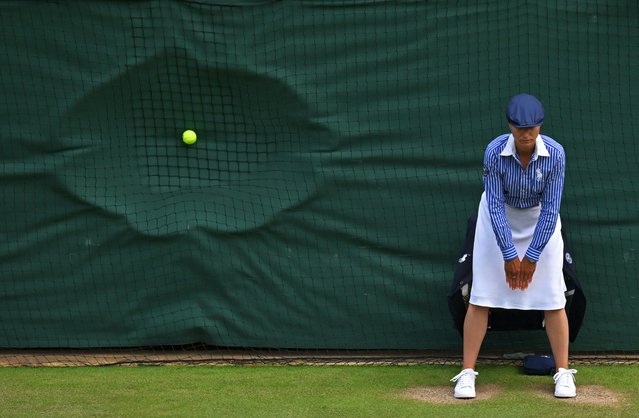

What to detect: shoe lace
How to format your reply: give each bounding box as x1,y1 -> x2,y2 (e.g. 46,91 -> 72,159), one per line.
451,369 -> 478,384
553,368 -> 577,385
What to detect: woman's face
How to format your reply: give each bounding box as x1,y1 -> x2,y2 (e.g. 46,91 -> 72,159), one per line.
509,124 -> 540,154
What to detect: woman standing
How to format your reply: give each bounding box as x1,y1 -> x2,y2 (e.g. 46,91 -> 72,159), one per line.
451,94 -> 577,399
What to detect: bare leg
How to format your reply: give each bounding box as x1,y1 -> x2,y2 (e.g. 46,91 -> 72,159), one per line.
463,304 -> 490,370
544,309 -> 569,369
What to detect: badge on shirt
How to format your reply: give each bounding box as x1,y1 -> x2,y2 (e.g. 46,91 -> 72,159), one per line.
483,165 -> 490,176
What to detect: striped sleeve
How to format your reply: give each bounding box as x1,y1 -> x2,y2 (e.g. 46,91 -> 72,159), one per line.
524,148 -> 565,262
483,143 -> 518,261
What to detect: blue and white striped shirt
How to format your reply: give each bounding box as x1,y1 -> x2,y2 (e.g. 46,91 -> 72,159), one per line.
483,134 -> 565,262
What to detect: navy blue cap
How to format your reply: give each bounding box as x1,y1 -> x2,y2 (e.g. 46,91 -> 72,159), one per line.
506,94 -> 544,128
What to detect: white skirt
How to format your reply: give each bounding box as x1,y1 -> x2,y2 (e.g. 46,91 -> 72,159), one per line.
470,192 -> 566,310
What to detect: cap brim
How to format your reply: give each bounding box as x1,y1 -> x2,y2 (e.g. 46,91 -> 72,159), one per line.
508,119 -> 544,128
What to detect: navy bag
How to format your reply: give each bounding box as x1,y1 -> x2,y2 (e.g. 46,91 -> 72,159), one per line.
523,355 -> 556,375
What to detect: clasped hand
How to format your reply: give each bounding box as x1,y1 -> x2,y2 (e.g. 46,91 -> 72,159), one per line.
504,258 -> 536,290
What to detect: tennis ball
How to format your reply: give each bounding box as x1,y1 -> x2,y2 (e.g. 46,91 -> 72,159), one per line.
182,130 -> 197,145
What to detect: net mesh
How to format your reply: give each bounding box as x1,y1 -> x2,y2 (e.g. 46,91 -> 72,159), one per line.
0,0 -> 638,366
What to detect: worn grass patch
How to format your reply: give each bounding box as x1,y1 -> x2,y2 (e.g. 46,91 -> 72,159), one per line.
400,384 -> 503,403
532,384 -> 624,405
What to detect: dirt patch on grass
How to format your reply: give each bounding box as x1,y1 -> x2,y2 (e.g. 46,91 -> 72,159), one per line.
533,384 -> 624,405
401,384 -> 624,405
400,384 -> 503,403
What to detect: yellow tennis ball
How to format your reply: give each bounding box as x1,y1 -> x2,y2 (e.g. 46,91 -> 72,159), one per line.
182,130 -> 197,145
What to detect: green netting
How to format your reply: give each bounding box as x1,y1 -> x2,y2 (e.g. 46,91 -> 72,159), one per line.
0,1 -> 638,354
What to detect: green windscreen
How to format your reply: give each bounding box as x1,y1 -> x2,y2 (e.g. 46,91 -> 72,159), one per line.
0,1 -> 637,356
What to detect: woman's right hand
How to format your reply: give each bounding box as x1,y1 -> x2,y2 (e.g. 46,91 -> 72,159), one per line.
504,258 -> 521,290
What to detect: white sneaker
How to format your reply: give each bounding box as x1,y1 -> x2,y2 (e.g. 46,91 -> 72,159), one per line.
553,368 -> 577,398
451,368 -> 478,398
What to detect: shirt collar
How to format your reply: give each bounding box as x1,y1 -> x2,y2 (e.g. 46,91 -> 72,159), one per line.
500,134 -> 550,158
